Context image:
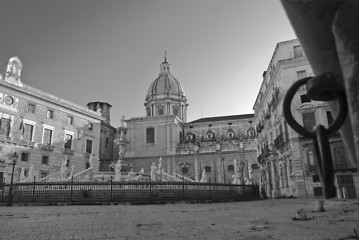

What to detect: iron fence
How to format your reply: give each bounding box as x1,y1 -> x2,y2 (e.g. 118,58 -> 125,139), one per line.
0,180 -> 259,205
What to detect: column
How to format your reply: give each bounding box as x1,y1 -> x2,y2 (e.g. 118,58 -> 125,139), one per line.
266,163 -> 271,197
271,160 -> 278,198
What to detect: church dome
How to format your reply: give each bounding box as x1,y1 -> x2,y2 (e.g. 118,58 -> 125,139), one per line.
144,55 -> 188,122
145,58 -> 185,101
146,74 -> 184,98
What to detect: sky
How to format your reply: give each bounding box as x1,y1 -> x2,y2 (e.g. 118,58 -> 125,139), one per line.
0,0 -> 296,126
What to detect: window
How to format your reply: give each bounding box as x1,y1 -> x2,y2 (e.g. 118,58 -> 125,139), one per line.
86,162 -> 90,169
0,117 -> 11,136
67,116 -> 73,125
88,123 -> 93,131
146,127 -> 155,144
307,150 -> 315,166
293,45 -> 304,58
205,166 -> 211,173
42,156 -> 49,164
181,167 -> 188,174
297,70 -> 307,80
228,165 -> 234,172
300,94 -> 311,103
158,108 -> 164,115
28,103 -> 35,113
46,110 -> 53,119
327,111 -> 334,126
333,146 -> 348,169
207,133 -> 213,140
40,172 -> 47,178
86,139 -> 93,153
312,175 -> 320,183
302,112 -> 316,131
173,107 -> 178,117
21,152 -> 29,161
64,134 -> 73,149
146,108 -> 151,117
105,137 -> 109,149
43,128 -> 53,145
228,132 -> 234,138
313,187 -> 323,197
23,123 -> 34,141
228,123 -> 232,126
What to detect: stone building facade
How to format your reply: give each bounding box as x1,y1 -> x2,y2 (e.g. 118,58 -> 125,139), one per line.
253,39 -> 358,198
0,57 -> 102,184
121,57 -> 258,183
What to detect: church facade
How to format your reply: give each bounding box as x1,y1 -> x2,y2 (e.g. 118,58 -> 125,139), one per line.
120,57 -> 259,184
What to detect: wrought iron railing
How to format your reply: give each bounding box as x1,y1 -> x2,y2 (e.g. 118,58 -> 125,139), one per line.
0,181 -> 260,205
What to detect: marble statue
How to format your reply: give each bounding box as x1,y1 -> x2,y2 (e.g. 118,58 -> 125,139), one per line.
69,164 -> 75,179
20,168 -> 26,182
120,116 -> 126,128
114,160 -> 122,181
232,174 -> 241,185
157,157 -> 163,174
28,164 -> 35,182
150,162 -> 157,181
118,145 -> 125,159
60,157 -> 68,180
200,169 -> 208,183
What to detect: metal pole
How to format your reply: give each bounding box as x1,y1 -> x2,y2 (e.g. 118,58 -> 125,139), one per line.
110,175 -> 113,202
32,176 -> 36,202
70,176 -> 73,202
182,178 -> 185,200
242,168 -> 245,199
7,161 -> 16,207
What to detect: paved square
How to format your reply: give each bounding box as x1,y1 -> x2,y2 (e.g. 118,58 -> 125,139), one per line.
1,199 -> 358,240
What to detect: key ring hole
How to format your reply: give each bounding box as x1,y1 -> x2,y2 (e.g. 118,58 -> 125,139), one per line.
283,76 -> 347,138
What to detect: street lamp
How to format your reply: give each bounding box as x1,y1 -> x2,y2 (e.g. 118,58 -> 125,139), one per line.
7,152 -> 18,207
239,160 -> 245,195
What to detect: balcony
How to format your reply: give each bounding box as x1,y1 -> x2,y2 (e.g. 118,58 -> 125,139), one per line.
62,148 -> 75,155
39,144 -> 55,151
20,139 -> 36,148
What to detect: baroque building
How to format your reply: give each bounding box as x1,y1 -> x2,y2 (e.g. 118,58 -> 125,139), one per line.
0,57 -> 102,184
253,39 -> 358,198
121,57 -> 259,184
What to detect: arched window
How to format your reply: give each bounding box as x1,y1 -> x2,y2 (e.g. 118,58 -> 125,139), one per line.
228,165 -> 234,172
205,166 -> 211,173
182,167 -> 188,174
247,127 -> 256,138
227,129 -> 235,139
206,130 -> 214,140
173,106 -> 179,117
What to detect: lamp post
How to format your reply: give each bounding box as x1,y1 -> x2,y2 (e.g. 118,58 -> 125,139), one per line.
239,160 -> 245,195
7,152 -> 18,207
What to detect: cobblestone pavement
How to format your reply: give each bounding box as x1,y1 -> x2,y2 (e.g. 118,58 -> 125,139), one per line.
1,199 -> 359,240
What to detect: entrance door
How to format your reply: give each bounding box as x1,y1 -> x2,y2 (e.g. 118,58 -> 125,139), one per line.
337,174 -> 357,199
